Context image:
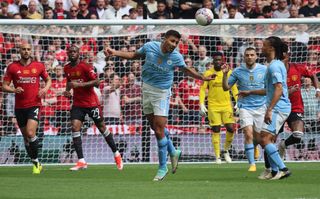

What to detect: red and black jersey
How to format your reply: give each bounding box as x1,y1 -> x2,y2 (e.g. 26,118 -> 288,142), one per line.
64,61 -> 100,108
287,63 -> 314,113
3,61 -> 49,109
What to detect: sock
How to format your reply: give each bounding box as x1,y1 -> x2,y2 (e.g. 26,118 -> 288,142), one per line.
114,151 -> 120,157
157,137 -> 168,170
245,143 -> 255,165
103,129 -> 117,153
267,154 -> 279,173
264,150 -> 270,169
212,133 -> 221,158
28,136 -> 39,160
265,143 -> 286,170
164,128 -> 176,156
24,143 -> 33,159
72,132 -> 84,159
224,131 -> 234,151
284,132 -> 302,147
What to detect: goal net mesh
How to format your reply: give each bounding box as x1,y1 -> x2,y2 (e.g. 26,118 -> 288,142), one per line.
0,22 -> 319,164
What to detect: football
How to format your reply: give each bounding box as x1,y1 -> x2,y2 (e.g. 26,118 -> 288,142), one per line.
195,8 -> 214,26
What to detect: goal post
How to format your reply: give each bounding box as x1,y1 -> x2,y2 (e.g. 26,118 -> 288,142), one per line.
0,19 -> 319,165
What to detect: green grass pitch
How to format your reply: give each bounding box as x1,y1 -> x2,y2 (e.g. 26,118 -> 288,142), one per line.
0,163 -> 319,199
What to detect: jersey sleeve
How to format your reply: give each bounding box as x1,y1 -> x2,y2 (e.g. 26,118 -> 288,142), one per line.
199,71 -> 210,104
40,63 -> 49,80
64,66 -> 70,82
137,42 -> 148,56
85,64 -> 98,80
228,69 -> 238,87
270,64 -> 284,84
300,64 -> 314,77
3,64 -> 13,82
175,53 -> 187,68
228,70 -> 239,102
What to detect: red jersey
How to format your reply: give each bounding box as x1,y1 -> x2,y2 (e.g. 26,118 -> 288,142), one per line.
51,78 -> 70,110
287,63 -> 314,113
178,79 -> 201,110
64,61 -> 100,108
3,61 -> 49,109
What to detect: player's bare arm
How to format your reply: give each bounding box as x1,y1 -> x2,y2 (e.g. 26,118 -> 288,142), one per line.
310,73 -> 320,98
222,64 -> 232,91
238,89 -> 266,98
104,47 -> 143,60
68,79 -> 99,89
63,80 -> 72,97
181,67 -> 216,81
38,76 -> 52,98
265,82 -> 282,124
2,80 -> 24,94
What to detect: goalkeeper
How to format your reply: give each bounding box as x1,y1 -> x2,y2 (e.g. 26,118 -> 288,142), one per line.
222,47 -> 266,172
199,52 -> 238,164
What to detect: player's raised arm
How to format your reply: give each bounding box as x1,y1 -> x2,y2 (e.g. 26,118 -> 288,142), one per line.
310,73 -> 320,98
181,66 -> 216,81
104,47 -> 143,60
222,64 -> 232,91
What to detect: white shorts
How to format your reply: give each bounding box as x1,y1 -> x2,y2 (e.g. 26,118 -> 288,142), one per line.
239,106 -> 265,133
142,83 -> 171,117
261,108 -> 290,135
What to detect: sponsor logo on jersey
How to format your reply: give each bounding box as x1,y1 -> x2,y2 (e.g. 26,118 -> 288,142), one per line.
17,77 -> 37,84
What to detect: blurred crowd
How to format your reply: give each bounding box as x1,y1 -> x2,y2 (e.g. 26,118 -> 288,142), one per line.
1,0 -> 320,20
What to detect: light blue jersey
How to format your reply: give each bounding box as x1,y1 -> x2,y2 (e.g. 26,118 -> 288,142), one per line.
265,60 -> 291,113
137,41 -> 186,89
228,63 -> 267,110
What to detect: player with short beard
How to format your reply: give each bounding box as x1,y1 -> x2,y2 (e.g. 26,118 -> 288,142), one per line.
2,43 -> 52,174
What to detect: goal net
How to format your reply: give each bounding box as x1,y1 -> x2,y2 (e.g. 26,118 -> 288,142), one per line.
0,19 -> 319,165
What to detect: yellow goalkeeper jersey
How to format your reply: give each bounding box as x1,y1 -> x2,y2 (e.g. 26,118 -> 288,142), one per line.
199,67 -> 238,111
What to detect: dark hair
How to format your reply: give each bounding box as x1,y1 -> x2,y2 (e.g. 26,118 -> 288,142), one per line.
265,36 -> 287,60
44,6 -> 53,12
227,4 -> 237,11
262,6 -> 272,14
164,30 -> 181,39
19,4 -> 28,11
212,51 -> 224,58
245,47 -> 256,53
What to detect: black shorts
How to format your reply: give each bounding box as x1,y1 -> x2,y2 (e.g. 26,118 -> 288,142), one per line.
287,112 -> 304,124
279,112 -> 304,133
71,106 -> 103,125
15,106 -> 40,128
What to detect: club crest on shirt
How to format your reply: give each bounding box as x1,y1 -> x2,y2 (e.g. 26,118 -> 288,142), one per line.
167,60 -> 172,65
31,68 -> 37,74
76,71 -> 81,77
291,75 -> 298,81
250,75 -> 254,81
